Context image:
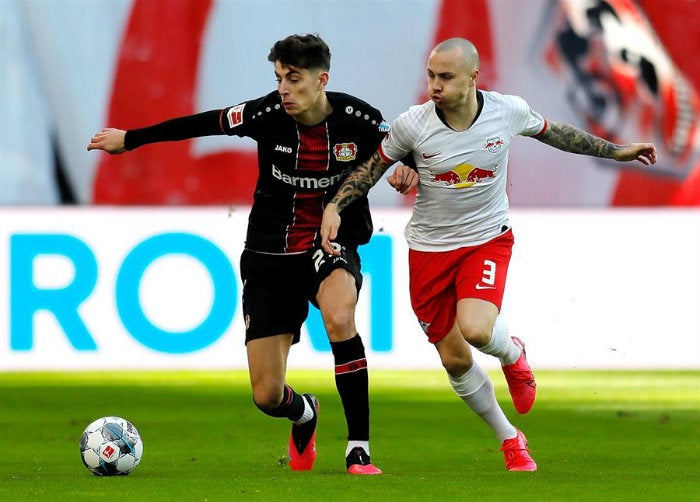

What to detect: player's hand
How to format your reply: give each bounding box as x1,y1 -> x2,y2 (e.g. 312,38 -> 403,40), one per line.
320,203 -> 342,256
87,128 -> 127,154
613,143 -> 657,165
387,164 -> 419,194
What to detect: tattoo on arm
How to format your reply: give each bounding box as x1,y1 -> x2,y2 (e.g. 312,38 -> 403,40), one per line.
536,121 -> 620,159
331,151 -> 391,212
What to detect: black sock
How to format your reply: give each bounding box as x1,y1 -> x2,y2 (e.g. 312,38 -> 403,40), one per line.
255,385 -> 305,421
331,334 -> 369,441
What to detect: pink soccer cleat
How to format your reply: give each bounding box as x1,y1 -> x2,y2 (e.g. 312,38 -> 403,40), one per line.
502,337 -> 537,414
501,429 -> 537,472
346,447 -> 382,475
288,394 -> 320,471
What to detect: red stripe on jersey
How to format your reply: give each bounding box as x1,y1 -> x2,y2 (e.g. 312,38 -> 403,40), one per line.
533,119 -> 548,137
286,123 -> 330,252
335,358 -> 368,375
297,123 -> 330,168
378,144 -> 396,164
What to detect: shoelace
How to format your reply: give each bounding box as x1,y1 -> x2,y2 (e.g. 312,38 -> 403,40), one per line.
500,436 -> 527,452
507,365 -> 535,386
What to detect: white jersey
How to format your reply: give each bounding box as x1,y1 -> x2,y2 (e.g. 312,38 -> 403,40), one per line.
379,90 -> 546,251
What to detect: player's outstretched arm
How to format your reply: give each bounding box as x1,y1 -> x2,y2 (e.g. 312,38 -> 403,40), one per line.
87,110 -> 225,154
87,128 -> 127,154
535,121 -> 657,165
321,150 -> 392,255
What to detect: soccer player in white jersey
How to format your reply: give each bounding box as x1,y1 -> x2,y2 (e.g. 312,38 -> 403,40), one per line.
320,38 -> 656,471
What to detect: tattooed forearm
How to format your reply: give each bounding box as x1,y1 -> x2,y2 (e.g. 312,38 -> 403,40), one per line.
331,151 -> 391,212
536,121 -> 621,158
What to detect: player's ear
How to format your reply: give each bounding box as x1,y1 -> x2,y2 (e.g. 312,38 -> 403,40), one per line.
471,68 -> 479,85
318,71 -> 329,88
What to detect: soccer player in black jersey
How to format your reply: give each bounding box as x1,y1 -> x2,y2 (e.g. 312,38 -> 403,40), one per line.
88,34 -> 385,475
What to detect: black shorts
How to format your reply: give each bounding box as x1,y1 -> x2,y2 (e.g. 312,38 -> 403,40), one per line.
240,243 -> 363,345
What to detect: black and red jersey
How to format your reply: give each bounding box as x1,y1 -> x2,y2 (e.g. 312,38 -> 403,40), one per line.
126,91 -> 387,255
221,91 -> 386,254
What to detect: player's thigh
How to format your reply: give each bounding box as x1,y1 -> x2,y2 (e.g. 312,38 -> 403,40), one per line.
316,267 -> 358,339
456,298 -> 499,345
309,243 -> 362,339
309,243 -> 363,301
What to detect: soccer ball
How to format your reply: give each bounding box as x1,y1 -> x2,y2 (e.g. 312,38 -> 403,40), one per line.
79,416 -> 143,476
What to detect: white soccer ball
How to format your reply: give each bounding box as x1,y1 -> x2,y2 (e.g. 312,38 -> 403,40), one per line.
79,416 -> 143,476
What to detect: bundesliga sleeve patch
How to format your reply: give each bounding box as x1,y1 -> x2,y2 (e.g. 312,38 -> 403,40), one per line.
378,120 -> 391,132
226,104 -> 246,129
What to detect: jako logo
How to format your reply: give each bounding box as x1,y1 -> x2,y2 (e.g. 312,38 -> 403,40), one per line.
275,144 -> 293,154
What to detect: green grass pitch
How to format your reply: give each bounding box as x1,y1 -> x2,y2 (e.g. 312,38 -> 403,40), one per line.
1,369 -> 698,501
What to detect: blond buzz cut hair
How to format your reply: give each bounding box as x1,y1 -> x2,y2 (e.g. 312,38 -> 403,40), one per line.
432,38 -> 480,72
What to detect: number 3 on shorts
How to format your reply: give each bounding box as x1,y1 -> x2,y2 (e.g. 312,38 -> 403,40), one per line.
481,259 -> 496,286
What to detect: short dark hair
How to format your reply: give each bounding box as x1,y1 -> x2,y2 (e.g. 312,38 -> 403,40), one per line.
268,34 -> 331,71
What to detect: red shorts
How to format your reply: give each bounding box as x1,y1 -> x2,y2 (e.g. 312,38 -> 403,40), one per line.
408,229 -> 514,344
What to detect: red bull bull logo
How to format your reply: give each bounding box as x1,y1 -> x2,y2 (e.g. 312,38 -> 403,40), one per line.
430,163 -> 496,188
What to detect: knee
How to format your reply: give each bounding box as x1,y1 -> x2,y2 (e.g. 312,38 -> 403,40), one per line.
459,321 -> 492,347
440,351 -> 473,377
251,385 -> 283,414
321,307 -> 355,340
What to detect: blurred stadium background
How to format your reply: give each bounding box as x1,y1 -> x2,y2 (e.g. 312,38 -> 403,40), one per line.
1,0 -> 699,372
